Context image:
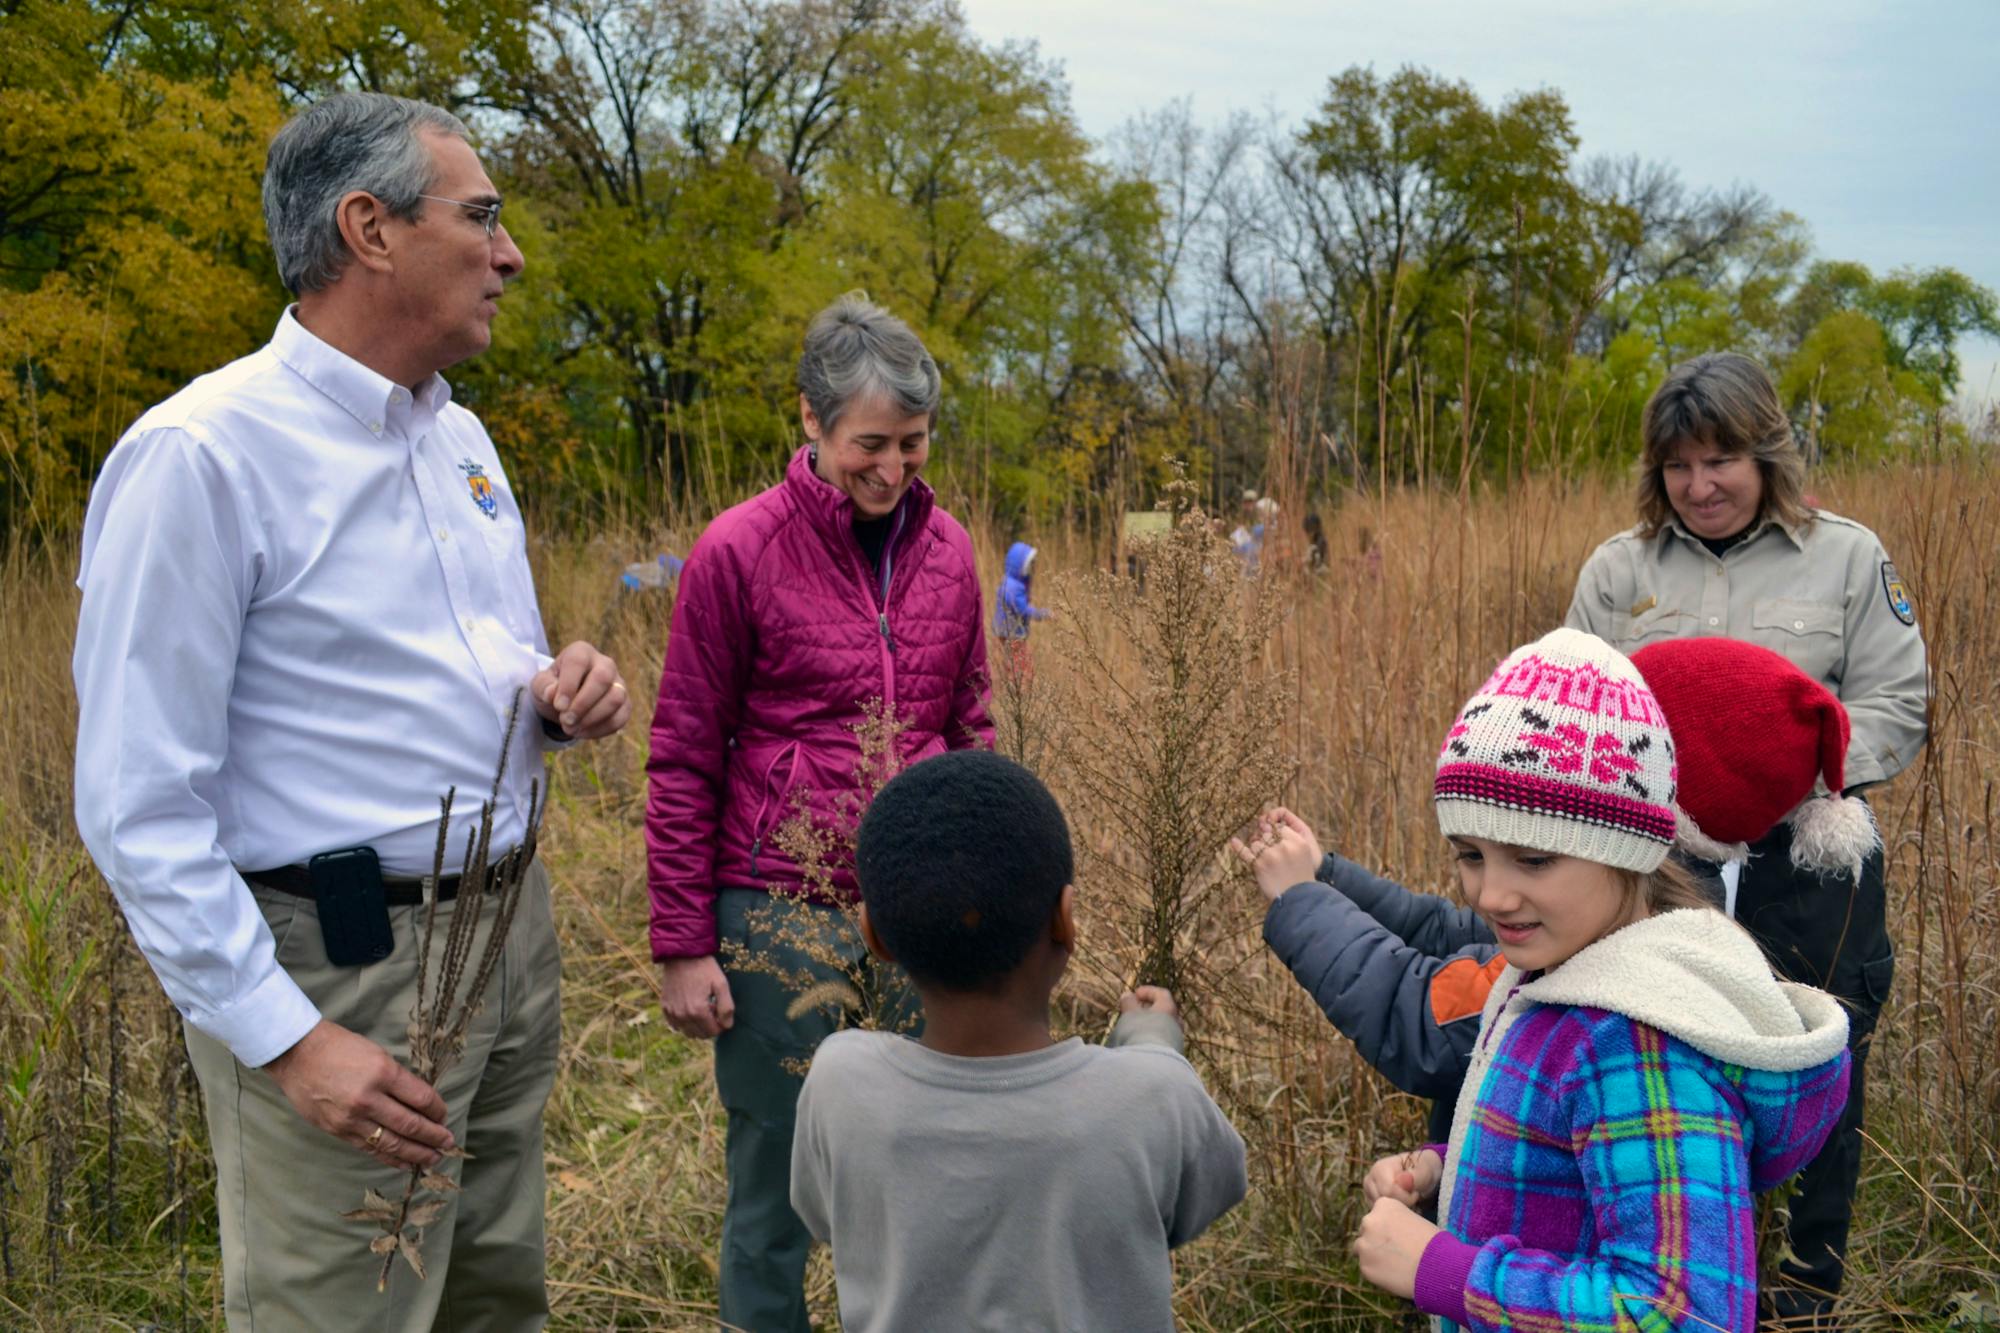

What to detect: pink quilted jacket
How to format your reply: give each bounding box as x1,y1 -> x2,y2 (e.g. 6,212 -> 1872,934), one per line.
644,447 -> 994,960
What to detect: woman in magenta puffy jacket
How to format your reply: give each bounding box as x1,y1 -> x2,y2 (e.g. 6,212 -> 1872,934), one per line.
645,293 -> 993,1331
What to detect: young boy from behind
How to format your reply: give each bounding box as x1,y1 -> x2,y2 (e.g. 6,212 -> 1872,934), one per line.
790,750 -> 1247,1332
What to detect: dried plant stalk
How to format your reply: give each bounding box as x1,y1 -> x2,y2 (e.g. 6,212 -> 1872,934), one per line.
341,690 -> 544,1292
721,700 -> 920,1069
989,634 -> 1067,779
1049,465 -> 1295,1011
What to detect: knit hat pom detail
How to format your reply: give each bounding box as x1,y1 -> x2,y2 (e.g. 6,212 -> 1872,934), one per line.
1787,795 -> 1880,883
1674,806 -> 1749,866
1434,628 -> 1677,873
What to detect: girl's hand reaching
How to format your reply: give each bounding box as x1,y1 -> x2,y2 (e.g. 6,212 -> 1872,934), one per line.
1353,1196 -> 1441,1299
1363,1148 -> 1442,1207
1228,806 -> 1325,902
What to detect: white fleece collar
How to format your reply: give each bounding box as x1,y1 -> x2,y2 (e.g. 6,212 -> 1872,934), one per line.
1435,908 -> 1848,1247
1514,909 -> 1849,1073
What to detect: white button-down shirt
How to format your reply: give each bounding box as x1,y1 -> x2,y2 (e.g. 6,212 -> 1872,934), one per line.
74,311 -> 559,1068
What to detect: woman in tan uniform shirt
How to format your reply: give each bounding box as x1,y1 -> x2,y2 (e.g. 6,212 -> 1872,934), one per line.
1567,351 -> 1927,1328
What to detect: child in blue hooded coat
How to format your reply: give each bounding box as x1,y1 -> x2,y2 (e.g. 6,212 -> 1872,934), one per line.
992,541 -> 1049,640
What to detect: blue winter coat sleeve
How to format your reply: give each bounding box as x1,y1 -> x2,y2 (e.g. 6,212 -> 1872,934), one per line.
1318,854 -> 1495,955
1262,873 -> 1496,1101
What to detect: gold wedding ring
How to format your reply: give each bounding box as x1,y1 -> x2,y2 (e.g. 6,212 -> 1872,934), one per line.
366,1125 -> 386,1148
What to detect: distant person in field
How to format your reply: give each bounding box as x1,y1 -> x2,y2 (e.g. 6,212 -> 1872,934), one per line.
1228,488 -> 1261,554
646,293 -> 994,1333
1567,351 -> 1927,1325
992,540 -> 1050,641
1234,635 -> 1882,1152
792,750 -> 1246,1332
1302,509 -> 1329,571
1240,630 -> 1850,1333
72,92 -> 632,1328
1231,493 -> 1278,572
1350,524 -> 1382,581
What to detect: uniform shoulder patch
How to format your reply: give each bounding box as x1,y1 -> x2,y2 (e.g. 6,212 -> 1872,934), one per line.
1881,560 -> 1915,626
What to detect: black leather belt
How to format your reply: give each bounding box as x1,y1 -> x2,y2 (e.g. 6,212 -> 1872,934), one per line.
240,864 -> 462,906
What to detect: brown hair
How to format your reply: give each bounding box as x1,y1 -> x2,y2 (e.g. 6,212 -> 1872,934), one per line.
1611,857 -> 1720,922
1635,352 -> 1815,537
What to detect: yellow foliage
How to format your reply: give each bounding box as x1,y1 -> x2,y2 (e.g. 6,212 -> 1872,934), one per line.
2,8 -> 284,525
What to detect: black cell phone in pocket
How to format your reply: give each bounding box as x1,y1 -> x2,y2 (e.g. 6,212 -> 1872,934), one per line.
309,847 -> 395,967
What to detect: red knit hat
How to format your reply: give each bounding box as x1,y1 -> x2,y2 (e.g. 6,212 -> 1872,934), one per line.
1629,637 -> 1880,880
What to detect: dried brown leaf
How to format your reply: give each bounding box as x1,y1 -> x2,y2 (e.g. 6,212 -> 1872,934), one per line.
398,1233 -> 428,1280
419,1171 -> 461,1193
341,1205 -> 400,1224
406,1198 -> 449,1228
362,1187 -> 396,1212
438,1145 -> 473,1159
369,1234 -> 398,1256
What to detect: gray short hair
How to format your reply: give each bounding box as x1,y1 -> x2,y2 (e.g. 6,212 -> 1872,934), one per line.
263,92 -> 470,296
797,293 -> 941,435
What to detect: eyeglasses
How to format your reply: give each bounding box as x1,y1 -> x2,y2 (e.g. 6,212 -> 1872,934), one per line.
417,194 -> 504,238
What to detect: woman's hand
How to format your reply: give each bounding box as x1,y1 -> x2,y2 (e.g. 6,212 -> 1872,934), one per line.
1353,1196 -> 1441,1300
1228,806 -> 1325,902
1363,1148 -> 1443,1207
659,955 -> 735,1039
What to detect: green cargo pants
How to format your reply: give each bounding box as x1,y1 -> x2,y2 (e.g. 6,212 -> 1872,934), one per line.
713,888 -> 915,1333
185,862 -> 562,1332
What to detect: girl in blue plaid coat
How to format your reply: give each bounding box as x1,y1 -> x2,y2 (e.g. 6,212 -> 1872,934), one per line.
1245,629 -> 1852,1332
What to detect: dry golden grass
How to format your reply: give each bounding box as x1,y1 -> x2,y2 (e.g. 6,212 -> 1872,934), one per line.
3,458 -> 1996,1328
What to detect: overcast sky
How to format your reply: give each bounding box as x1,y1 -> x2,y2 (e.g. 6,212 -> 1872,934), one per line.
960,0 -> 2000,409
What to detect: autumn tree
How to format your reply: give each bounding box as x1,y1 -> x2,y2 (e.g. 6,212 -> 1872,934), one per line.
8,6 -> 1992,531
800,20 -> 1160,514
1,0 -> 285,530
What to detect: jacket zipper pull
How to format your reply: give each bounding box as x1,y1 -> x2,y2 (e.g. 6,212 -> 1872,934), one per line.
748,837 -> 762,877
878,612 -> 896,655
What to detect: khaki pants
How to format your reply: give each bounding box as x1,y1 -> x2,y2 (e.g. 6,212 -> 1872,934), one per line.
186,862 -> 562,1332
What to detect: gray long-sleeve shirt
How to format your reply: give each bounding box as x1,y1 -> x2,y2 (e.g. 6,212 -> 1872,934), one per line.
1566,512 -> 1928,787
790,1016 -> 1247,1332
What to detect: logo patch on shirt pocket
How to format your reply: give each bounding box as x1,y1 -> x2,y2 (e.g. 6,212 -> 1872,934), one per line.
459,458 -> 499,520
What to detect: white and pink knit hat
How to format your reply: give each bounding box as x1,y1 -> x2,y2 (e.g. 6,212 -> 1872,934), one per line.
1434,628 -> 1678,872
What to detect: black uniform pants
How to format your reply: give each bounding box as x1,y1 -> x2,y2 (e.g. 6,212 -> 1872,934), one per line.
1730,819 -> 1895,1329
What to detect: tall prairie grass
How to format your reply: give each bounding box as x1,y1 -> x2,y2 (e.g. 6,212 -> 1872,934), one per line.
3,455 -> 1996,1328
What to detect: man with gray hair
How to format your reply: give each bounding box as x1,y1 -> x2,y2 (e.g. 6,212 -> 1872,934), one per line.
73,91 -> 628,1327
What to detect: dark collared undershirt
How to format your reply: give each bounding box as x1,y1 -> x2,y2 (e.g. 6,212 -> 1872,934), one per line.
853,512 -> 894,572
1698,527 -> 1753,560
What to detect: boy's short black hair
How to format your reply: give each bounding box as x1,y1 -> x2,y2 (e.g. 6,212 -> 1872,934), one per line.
856,750 -> 1073,992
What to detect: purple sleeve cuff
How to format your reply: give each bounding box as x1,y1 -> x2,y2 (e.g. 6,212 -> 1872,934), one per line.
1424,1143 -> 1448,1163
1413,1231 -> 1478,1325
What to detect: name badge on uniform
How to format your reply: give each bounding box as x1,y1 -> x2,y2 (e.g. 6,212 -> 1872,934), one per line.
1881,561 -> 1915,625
459,459 -> 499,520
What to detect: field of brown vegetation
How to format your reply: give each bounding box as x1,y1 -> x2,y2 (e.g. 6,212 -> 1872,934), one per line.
3,457 -> 1996,1329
